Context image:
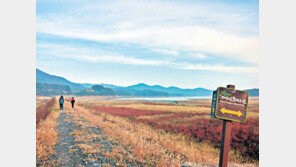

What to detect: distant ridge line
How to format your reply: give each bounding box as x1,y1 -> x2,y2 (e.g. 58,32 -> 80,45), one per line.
36,68 -> 259,97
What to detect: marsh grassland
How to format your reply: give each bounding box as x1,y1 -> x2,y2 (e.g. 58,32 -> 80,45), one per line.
36,96 -> 259,166
76,96 -> 259,166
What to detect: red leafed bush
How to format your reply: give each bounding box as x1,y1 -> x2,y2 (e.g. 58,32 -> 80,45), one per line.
136,115 -> 259,161
93,105 -> 169,117
92,104 -> 258,161
230,119 -> 259,160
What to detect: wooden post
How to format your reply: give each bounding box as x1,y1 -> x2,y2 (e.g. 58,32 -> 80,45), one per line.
219,120 -> 232,167
219,84 -> 235,167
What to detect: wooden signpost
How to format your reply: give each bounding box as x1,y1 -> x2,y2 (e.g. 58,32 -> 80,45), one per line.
211,85 -> 249,167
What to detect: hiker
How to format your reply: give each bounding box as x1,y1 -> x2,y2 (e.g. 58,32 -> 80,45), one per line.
71,97 -> 75,109
59,95 -> 64,110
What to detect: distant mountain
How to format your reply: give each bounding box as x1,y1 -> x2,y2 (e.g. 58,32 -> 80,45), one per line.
79,83 -> 123,89
77,83 -> 174,97
124,83 -> 213,96
192,88 -> 213,96
36,68 -> 259,97
36,82 -> 72,96
244,88 -> 259,97
79,83 -> 94,89
106,83 -> 259,97
36,69 -> 85,91
126,83 -> 150,90
100,84 -> 124,90
75,85 -> 115,96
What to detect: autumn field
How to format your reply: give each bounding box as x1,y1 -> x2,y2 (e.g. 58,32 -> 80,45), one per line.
75,96 -> 259,166
36,96 -> 258,166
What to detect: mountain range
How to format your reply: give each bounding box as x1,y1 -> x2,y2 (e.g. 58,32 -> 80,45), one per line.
37,69 -> 85,91
36,68 -> 259,97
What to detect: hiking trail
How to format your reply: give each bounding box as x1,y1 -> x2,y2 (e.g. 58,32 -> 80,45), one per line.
51,103 -> 142,167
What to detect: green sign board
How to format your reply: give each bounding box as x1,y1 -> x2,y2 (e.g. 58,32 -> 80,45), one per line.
213,87 -> 249,123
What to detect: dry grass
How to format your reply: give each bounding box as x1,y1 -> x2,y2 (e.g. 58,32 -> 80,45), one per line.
77,143 -> 102,154
36,98 -> 60,166
114,104 -> 210,114
77,100 -> 141,109
36,96 -> 53,108
73,104 -> 246,167
75,96 -> 119,102
67,106 -> 139,165
36,97 -> 56,127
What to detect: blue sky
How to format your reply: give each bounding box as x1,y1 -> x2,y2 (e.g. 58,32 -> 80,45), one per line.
36,0 -> 259,89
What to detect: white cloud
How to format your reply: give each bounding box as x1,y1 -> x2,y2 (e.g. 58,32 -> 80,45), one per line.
37,0 -> 259,64
152,49 -> 178,56
192,53 -> 207,59
37,20 -> 258,63
178,64 -> 258,73
37,43 -> 163,66
37,43 -> 258,74
70,54 -> 163,66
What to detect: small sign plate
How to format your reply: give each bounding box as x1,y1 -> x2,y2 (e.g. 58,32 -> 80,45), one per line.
214,87 -> 249,123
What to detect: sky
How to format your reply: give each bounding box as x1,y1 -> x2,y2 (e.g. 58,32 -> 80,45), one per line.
36,0 -> 259,90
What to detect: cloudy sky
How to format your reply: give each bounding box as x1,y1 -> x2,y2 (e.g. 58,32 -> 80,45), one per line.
36,0 -> 259,89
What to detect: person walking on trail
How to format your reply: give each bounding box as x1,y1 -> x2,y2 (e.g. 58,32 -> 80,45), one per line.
71,97 -> 75,109
59,95 -> 64,110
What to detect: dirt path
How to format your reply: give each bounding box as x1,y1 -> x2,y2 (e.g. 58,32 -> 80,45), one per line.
54,110 -> 85,166
52,105 -> 142,167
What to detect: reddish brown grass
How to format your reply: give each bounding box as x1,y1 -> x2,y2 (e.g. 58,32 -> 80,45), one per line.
73,104 -> 238,166
36,97 -> 55,127
93,105 -> 169,117
72,98 -> 259,166
89,99 -> 259,164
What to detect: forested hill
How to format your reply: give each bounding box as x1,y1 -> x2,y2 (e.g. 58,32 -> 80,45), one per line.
36,82 -> 72,96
